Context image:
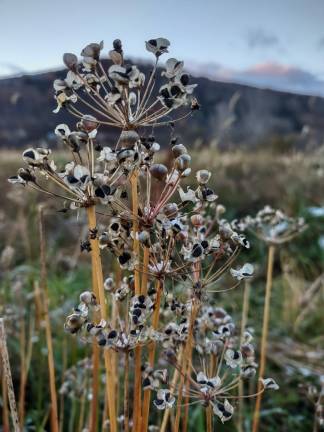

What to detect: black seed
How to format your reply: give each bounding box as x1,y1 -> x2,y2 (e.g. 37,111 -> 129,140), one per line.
94,187 -> 105,198
80,175 -> 88,184
170,85 -> 181,97
133,308 -> 142,318
138,295 -> 145,304
180,74 -> 189,85
102,185 -> 111,195
143,377 -> 151,387
192,244 -> 203,258
108,330 -> 117,339
67,175 -> 78,184
160,88 -> 170,99
24,150 -> 35,160
201,240 -> 209,249
111,223 -> 119,231
233,351 -> 240,360
86,323 -> 94,332
154,399 -> 164,405
148,39 -> 157,47
119,252 -> 131,265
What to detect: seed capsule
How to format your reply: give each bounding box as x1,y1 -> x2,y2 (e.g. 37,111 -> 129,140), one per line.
196,169 -> 211,184
175,154 -> 191,172
171,144 -> 187,158
79,291 -> 96,305
63,53 -> 78,71
191,214 -> 204,227
150,164 -> 168,181
119,130 -> 139,148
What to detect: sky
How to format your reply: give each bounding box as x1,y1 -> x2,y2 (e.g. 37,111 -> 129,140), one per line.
1,0 -> 324,95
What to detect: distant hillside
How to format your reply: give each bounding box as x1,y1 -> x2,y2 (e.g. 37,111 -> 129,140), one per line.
1,60 -> 324,150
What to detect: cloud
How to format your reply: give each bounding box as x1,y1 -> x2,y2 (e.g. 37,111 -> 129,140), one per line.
317,36 -> 324,49
246,28 -> 279,49
186,61 -> 324,96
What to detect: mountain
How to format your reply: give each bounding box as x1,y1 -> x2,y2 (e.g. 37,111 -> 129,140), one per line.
1,60 -> 324,150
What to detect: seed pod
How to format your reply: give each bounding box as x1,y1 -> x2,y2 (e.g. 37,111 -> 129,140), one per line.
64,313 -> 84,334
138,231 -> 150,246
109,50 -> 123,65
80,115 -> 98,132
18,168 -> 36,183
113,39 -> 123,53
191,214 -> 204,227
104,277 -> 115,292
196,169 -> 211,185
150,164 -> 168,181
119,130 -> 139,148
80,291 -> 96,305
171,144 -> 187,158
117,149 -> 134,163
174,154 -> 191,172
164,203 -> 178,219
63,53 -> 78,71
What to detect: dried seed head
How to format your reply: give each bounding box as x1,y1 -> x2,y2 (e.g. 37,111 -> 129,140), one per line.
138,231 -> 150,246
164,203 -> 178,219
63,53 -> 78,71
174,154 -> 191,172
109,50 -> 123,65
113,39 -> 123,53
172,144 -> 187,158
150,164 -> 168,181
119,130 -> 140,148
79,291 -> 96,305
79,115 -> 98,133
191,214 -> 204,227
196,169 -> 211,185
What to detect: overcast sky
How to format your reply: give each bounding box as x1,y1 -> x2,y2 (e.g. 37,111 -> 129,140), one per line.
1,0 -> 324,95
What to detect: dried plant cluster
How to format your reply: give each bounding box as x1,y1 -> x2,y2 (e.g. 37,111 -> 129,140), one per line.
9,38 -> 312,432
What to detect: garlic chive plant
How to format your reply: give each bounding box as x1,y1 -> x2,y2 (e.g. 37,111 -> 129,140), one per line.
237,206 -> 305,432
9,38 -> 278,431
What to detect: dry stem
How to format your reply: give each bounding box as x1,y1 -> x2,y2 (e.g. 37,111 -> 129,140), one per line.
38,206 -> 59,432
237,280 -> 251,432
252,244 -> 275,432
87,205 -> 117,432
130,172 -> 143,432
0,318 -> 20,432
141,278 -> 163,430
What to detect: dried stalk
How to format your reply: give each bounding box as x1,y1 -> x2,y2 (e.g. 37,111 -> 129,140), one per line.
0,318 -> 20,432
124,351 -> 130,432
237,280 -> 251,432
181,261 -> 201,432
18,315 -> 34,429
160,347 -> 184,432
141,278 -> 163,430
252,244 -> 275,432
59,336 -> 68,432
174,300 -> 199,432
130,172 -> 143,432
206,405 -> 213,432
38,206 -> 59,432
2,363 -> 10,432
86,205 -> 117,432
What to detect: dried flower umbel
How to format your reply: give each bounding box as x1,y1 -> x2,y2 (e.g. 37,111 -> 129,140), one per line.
8,38 -> 278,432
